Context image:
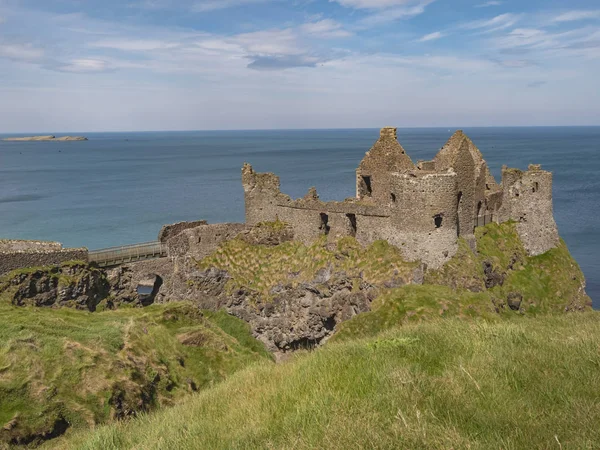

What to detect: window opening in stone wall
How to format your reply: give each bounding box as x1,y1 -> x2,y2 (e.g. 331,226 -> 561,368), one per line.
347,213 -> 357,237
360,176 -> 372,198
477,201 -> 483,217
434,214 -> 443,228
390,193 -> 396,203
533,182 -> 539,193
320,213 -> 330,235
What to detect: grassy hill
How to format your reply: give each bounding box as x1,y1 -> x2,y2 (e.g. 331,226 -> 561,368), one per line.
54,313 -> 600,449
0,301 -> 271,447
1,221 -> 594,448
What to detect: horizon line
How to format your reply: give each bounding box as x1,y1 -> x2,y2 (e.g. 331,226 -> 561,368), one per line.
1,124 -> 600,135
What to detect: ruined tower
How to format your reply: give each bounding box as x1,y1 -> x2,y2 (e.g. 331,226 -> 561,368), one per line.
498,164 -> 559,255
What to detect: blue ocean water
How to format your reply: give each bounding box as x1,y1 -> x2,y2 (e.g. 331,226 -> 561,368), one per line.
1,127 -> 598,305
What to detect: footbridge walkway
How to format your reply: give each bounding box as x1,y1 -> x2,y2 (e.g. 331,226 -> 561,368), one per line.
88,241 -> 167,267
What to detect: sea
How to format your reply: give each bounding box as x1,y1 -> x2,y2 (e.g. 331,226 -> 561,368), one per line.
1,127 -> 598,306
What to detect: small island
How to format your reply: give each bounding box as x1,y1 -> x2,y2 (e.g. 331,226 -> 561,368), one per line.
2,135 -> 88,142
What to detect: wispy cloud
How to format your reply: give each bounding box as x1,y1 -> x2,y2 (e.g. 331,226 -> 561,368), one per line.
0,42 -> 44,62
90,39 -> 183,51
131,0 -> 272,12
418,31 -> 444,42
52,59 -> 111,73
332,0 -> 428,8
84,19 -> 351,71
300,19 -> 353,38
552,10 -> 600,23
462,13 -> 520,33
475,1 -> 502,8
192,0 -> 271,12
355,0 -> 436,26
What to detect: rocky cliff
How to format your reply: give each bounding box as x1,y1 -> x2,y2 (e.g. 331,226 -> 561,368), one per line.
0,221 -> 591,358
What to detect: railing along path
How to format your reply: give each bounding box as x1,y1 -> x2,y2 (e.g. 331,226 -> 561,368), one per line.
89,241 -> 167,267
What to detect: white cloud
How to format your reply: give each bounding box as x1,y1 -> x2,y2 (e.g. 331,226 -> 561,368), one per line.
475,1 -> 502,8
493,27 -> 591,51
0,43 -> 44,62
357,0 -> 435,26
552,10 -> 600,23
54,59 -> 110,73
131,0 -> 271,11
300,19 -> 352,38
332,0 -> 425,8
418,31 -> 444,42
462,13 -> 520,33
90,39 -> 182,51
233,29 -> 304,56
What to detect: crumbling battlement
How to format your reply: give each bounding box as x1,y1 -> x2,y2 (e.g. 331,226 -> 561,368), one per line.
243,127 -> 559,268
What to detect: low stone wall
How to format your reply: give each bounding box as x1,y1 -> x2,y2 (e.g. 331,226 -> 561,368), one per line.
158,220 -> 209,243
0,248 -> 89,276
166,223 -> 248,259
0,239 -> 63,252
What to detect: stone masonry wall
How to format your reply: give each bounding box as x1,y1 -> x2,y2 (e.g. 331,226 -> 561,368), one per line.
498,165 -> 559,255
166,223 -> 248,259
0,248 -> 89,276
158,220 -> 208,243
386,172 -> 459,268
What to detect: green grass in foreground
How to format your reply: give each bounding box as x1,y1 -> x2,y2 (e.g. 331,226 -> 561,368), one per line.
54,313 -> 600,449
0,301 -> 270,446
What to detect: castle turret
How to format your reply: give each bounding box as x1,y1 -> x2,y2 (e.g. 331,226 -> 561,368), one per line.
386,171 -> 459,268
498,164 -> 559,255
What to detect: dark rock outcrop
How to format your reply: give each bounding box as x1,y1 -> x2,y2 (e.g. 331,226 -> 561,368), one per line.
181,267 -> 381,354
0,263 -> 109,311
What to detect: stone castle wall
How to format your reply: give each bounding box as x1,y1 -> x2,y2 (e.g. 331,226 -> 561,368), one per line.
0,240 -> 89,276
243,162 -> 460,268
158,220 -> 209,243
498,165 -> 559,255
166,223 -> 248,259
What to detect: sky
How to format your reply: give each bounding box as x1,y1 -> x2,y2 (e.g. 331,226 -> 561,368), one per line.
0,0 -> 599,132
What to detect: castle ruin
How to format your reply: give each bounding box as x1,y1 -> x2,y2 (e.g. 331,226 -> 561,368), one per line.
0,127 -> 561,276
242,127 -> 559,268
